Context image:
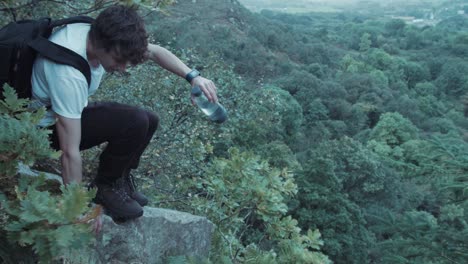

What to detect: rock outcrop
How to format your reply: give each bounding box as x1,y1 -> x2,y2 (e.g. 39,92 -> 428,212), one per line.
85,207 -> 214,263
11,165 -> 214,263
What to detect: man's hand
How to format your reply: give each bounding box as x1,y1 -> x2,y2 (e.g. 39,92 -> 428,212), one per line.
191,76 -> 218,102
92,209 -> 103,235
77,204 -> 104,235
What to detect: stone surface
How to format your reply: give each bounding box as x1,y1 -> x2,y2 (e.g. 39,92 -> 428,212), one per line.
81,207 -> 214,263
15,165 -> 214,263
18,162 -> 63,183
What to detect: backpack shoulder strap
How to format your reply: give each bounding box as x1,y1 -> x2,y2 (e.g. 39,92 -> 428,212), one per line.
50,16 -> 94,28
26,16 -> 95,86
28,36 -> 91,86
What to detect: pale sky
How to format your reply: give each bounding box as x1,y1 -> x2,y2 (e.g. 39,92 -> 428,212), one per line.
237,0 -> 442,7
237,0 -> 443,13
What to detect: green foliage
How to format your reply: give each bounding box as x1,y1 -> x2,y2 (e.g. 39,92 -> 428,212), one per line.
366,112 -> 422,175
435,58 -> 468,96
366,131 -> 468,263
368,112 -> 419,148
272,69 -> 322,95
365,49 -> 402,84
3,1 -> 468,262
91,51 -> 244,200
0,85 -> 96,263
401,61 -> 430,89
232,85 -> 304,148
294,137 -> 391,263
0,0 -> 176,30
189,148 -> 330,264
0,85 -> 58,192
255,141 -> 302,173
303,99 -> 329,123
359,33 -> 372,52
420,117 -> 457,134
384,19 -> 406,37
165,255 -> 211,264
413,82 -> 439,96
449,32 -> 468,57
1,176 -> 96,263
300,137 -> 389,206
340,54 -> 371,74
369,69 -> 389,90
119,4 -> 468,263
90,50 -> 323,262
369,209 -> 468,263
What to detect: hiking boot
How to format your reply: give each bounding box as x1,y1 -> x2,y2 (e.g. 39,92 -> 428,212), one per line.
94,181 -> 143,220
122,171 -> 149,207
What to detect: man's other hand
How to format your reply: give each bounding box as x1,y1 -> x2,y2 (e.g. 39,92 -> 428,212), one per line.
192,76 -> 218,102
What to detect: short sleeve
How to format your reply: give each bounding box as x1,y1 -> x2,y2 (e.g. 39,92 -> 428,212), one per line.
47,73 -> 88,119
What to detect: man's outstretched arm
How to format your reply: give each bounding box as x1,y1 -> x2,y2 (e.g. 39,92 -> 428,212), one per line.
56,115 -> 82,184
145,44 -> 218,102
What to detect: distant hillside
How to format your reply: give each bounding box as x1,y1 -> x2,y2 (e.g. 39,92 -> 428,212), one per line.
237,0 -> 353,13
145,0 -> 286,79
146,0 -> 468,81
237,0 -> 456,17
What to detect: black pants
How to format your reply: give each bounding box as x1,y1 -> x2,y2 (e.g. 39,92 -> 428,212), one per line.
49,101 -> 159,184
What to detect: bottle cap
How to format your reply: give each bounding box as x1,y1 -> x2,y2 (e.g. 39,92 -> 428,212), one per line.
215,107 -> 228,124
191,86 -> 202,96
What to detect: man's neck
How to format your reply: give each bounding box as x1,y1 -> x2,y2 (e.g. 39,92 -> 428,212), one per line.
86,34 -> 100,68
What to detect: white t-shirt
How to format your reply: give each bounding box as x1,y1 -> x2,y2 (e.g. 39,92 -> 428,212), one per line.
31,23 -> 105,127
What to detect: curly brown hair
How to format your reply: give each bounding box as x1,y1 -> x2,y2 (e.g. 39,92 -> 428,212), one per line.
89,5 -> 148,65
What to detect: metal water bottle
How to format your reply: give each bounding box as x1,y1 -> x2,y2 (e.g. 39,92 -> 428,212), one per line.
191,86 -> 227,123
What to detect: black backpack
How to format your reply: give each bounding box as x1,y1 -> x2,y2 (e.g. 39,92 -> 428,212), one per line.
0,16 -> 94,99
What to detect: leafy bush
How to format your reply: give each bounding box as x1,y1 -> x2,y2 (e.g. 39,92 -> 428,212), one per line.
0,85 -> 58,192
189,148 -> 330,264
0,177 -> 98,263
0,85 -> 98,263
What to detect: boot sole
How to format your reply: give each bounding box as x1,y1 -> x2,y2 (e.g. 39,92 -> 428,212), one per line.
106,209 -> 143,223
135,199 -> 148,207
94,197 -> 144,220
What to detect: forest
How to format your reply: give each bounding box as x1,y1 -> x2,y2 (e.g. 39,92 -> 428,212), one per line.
1,0 -> 467,263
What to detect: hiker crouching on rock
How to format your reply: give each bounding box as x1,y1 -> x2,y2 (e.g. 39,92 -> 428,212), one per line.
30,5 -> 217,224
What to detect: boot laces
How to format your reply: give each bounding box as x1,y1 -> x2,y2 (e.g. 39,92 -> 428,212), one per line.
99,179 -> 132,202
125,171 -> 138,193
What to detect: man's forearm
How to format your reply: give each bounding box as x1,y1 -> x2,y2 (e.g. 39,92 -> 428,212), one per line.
61,151 -> 83,184
146,43 -> 218,101
146,44 -> 191,78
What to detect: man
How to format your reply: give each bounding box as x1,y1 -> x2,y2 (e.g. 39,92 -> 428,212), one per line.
30,5 -> 218,220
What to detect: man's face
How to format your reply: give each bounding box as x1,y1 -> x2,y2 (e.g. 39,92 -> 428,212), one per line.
94,47 -> 127,73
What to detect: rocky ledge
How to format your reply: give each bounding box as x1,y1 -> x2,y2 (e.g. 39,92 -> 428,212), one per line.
85,207 -> 214,263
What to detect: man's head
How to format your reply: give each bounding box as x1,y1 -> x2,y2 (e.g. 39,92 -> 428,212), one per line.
88,5 -> 148,72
